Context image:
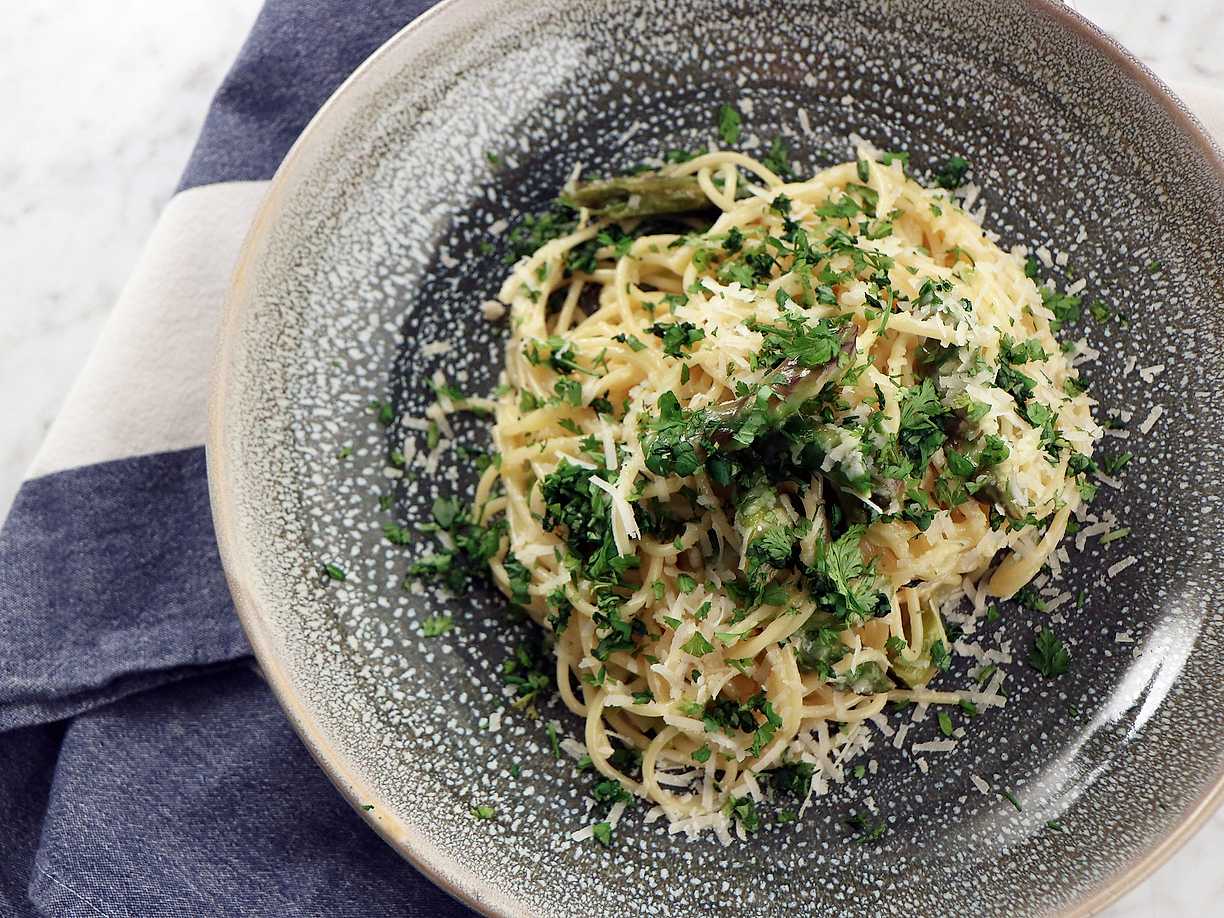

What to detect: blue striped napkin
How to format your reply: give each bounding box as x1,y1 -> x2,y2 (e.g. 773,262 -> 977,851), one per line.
3,1 -> 1222,914
0,2 -> 471,915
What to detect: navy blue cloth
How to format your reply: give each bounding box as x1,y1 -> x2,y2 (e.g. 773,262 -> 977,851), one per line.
0,2 -> 475,915
0,448 -> 245,733
180,0 -> 434,191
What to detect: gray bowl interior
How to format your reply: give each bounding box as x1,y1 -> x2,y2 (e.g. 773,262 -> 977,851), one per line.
213,0 -> 1224,914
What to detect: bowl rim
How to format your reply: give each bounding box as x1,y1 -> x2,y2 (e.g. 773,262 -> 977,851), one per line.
206,2 -> 1224,915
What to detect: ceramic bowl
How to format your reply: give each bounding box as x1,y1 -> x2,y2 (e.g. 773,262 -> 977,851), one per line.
208,0 -> 1224,914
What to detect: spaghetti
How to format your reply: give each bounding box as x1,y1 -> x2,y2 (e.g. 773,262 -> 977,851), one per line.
469,145 -> 1100,839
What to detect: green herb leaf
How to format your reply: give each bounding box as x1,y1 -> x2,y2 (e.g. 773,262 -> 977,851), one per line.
934,154 -> 969,189
846,812 -> 887,844
421,614 -> 453,637
930,639 -> 951,673
938,711 -> 954,737
718,104 -> 742,145
681,632 -> 715,657
648,320 -> 705,358
763,135 -> 792,178
1029,627 -> 1070,677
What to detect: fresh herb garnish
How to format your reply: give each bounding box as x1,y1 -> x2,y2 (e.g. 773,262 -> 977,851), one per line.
934,154 -> 969,189
1029,627 -> 1071,677
421,614 -> 453,637
648,321 -> 705,358
846,812 -> 887,844
718,104 -> 742,145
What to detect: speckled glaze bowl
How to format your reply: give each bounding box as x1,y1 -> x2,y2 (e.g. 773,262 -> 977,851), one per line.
208,1 -> 1224,914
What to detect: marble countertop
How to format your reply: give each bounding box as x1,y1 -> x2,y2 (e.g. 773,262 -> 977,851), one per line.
1,0 -> 1221,913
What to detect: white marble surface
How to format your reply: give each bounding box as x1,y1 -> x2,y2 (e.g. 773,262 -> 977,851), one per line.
0,0 -> 1221,914
0,1 -> 262,516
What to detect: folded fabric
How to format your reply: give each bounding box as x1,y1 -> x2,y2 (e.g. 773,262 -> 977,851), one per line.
1,1 -> 1221,914
0,2 -> 468,915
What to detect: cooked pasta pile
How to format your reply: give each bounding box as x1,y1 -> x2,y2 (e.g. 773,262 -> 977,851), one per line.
469,146 -> 1100,840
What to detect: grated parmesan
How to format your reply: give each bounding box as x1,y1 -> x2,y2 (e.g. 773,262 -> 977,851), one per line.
1138,405 -> 1164,434
421,340 -> 453,357
911,739 -> 957,754
1138,363 -> 1165,383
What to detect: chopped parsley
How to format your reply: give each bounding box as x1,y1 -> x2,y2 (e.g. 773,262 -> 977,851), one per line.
846,812 -> 887,844
809,525 -> 890,627
938,711 -> 954,737
1099,451 -> 1133,476
763,135 -> 792,178
369,400 -> 394,426
724,795 -> 759,832
382,523 -> 411,545
648,320 -> 705,357
1029,627 -> 1070,677
407,497 -> 507,594
681,632 -> 715,657
934,154 -> 969,189
614,332 -> 648,352
505,203 -> 578,263
642,391 -> 705,478
502,641 -> 552,715
420,614 -> 453,637
930,639 -> 951,673
717,104 -> 742,145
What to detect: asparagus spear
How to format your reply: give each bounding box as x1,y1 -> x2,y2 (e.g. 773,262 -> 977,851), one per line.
887,602 -> 949,688
735,475 -> 796,587
560,171 -> 710,219
705,329 -> 858,449
642,328 -> 856,478
793,617 -> 847,675
791,615 -> 893,693
792,424 -> 902,508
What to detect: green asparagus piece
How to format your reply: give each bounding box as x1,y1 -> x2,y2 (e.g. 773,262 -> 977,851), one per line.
887,602 -> 949,688
560,171 -> 710,219
735,475 -> 798,590
706,330 -> 858,449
